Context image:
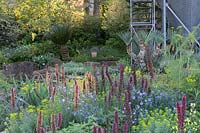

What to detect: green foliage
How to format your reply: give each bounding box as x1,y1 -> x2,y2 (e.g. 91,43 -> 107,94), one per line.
0,72 -> 13,131
57,117 -> 96,133
72,46 -> 125,62
32,53 -> 56,69
0,14 -> 19,47
105,37 -> 126,51
11,0 -> 84,33
0,72 -> 13,93
101,0 -> 129,35
18,81 -> 48,106
0,50 -> 8,66
185,103 -> 200,132
46,24 -> 72,45
62,62 -> 93,76
134,30 -> 163,46
132,108 -> 178,132
154,29 -> 199,91
2,41 -> 56,62
118,32 -> 140,56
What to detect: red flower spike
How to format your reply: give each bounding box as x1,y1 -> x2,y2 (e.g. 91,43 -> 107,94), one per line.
123,121 -> 129,133
57,112 -> 62,128
93,126 -> 97,133
104,128 -> 108,133
112,122 -> 118,133
36,111 -> 43,133
98,127 -> 103,133
114,110 -> 119,125
51,113 -> 56,133
10,88 -> 15,111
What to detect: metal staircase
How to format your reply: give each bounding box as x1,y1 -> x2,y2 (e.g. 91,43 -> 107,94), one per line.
130,0 -> 156,39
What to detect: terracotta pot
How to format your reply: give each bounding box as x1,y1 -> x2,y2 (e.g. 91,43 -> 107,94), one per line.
91,51 -> 97,58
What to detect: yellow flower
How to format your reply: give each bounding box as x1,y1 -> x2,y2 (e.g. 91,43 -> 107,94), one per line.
136,70 -> 141,77
21,86 -> 29,93
190,103 -> 196,108
41,99 -> 49,104
10,113 -> 18,119
27,105 -> 36,113
124,66 -> 129,73
186,76 -> 196,83
128,68 -> 132,73
31,32 -> 37,41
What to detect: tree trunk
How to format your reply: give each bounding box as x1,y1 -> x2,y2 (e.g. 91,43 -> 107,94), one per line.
145,45 -> 155,79
60,45 -> 69,60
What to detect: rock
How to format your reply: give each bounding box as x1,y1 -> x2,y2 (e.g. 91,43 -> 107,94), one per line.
2,61 -> 37,79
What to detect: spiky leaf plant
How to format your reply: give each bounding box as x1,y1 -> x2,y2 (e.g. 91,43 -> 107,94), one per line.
135,30 -> 163,79
47,24 -> 72,59
118,32 -> 140,56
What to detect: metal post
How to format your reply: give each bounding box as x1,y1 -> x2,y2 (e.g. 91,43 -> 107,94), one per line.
163,0 -> 167,48
153,0 -> 156,31
130,0 -> 133,65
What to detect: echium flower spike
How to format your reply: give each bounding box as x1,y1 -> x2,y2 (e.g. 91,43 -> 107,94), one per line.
48,85 -> 52,98
74,80 -> 79,110
112,122 -> 118,133
82,79 -> 86,93
114,110 -> 119,125
176,102 -> 184,133
93,65 -> 99,95
144,78 -> 148,92
108,91 -> 112,104
40,127 -> 45,133
55,64 -> 59,83
46,126 -> 51,132
182,96 -> 186,118
51,113 -> 56,133
119,64 -> 125,90
61,66 -> 65,81
52,86 -> 56,97
124,92 -> 131,116
105,65 -> 113,86
101,65 -> 105,91
93,125 -> 97,133
132,65 -> 137,86
57,112 -> 62,129
98,127 -> 103,133
36,111 -> 43,133
123,121 -> 129,133
10,88 -> 15,111
104,128 -> 108,133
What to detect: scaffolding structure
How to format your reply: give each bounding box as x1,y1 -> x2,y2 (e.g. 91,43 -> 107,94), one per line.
130,0 -> 200,64
130,0 -> 156,64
